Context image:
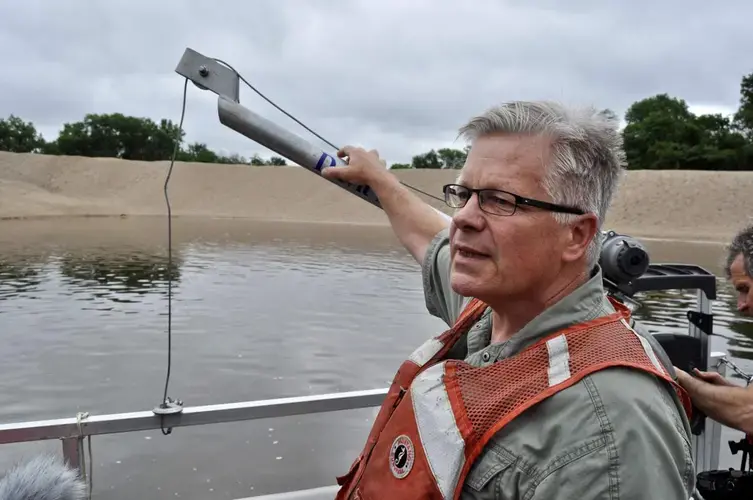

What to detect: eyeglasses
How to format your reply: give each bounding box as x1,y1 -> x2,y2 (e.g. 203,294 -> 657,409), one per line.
442,184 -> 585,217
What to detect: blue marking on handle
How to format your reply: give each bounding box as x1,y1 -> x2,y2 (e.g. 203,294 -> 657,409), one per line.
315,152 -> 337,172
314,150 -> 376,202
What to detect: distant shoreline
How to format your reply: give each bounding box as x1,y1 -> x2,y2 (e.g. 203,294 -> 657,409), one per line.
0,213 -> 734,246
1,151 -> 750,246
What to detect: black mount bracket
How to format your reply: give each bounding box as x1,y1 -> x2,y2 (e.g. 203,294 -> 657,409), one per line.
687,311 -> 715,337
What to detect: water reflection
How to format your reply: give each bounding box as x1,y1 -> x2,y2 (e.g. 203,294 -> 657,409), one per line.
726,324 -> 753,362
3,246 -> 752,363
0,252 -> 182,304
58,252 -> 182,302
0,259 -> 43,297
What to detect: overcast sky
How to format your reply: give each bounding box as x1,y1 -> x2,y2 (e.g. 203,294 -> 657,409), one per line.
1,0 -> 750,165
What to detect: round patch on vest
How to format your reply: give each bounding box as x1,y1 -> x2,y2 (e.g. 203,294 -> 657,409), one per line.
389,435 -> 415,479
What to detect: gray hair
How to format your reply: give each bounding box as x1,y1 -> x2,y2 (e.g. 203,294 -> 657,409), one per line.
457,101 -> 627,270
724,222 -> 753,278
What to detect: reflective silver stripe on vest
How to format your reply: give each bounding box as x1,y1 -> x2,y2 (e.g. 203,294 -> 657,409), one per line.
621,319 -> 666,375
411,362 -> 465,499
408,338 -> 444,367
546,334 -> 571,386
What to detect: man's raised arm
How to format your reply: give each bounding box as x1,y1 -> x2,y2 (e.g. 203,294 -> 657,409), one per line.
322,146 -> 450,264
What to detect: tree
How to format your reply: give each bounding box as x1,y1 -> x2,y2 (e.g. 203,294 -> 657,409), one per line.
692,113 -> 751,170
733,72 -> 753,140
250,153 -> 267,166
0,115 -> 46,153
177,148 -> 286,165
622,93 -> 752,170
411,147 -> 468,169
622,94 -> 697,169
411,149 -> 443,169
11,111 -> 287,165
177,142 -> 224,163
437,147 -> 467,169
52,113 -> 183,161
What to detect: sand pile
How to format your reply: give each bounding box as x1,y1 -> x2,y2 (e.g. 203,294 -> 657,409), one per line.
0,151 -> 750,242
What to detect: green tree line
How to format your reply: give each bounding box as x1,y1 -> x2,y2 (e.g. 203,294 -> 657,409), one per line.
2,70 -> 752,170
0,112 -> 287,166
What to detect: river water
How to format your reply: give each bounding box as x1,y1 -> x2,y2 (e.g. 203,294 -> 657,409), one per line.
0,217 -> 751,499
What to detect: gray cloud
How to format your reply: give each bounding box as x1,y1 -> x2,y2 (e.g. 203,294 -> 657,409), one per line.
1,0 -> 750,164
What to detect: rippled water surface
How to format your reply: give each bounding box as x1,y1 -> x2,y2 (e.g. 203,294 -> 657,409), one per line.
0,218 -> 751,499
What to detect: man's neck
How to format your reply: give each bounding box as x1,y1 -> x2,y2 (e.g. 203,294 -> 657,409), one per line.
488,269 -> 590,345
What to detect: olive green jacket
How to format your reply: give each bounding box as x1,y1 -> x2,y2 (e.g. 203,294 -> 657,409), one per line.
421,229 -> 695,499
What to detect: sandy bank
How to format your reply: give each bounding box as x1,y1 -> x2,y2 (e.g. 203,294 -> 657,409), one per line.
0,151 -> 750,242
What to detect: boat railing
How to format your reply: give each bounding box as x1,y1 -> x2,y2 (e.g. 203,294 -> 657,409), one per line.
0,388 -> 388,476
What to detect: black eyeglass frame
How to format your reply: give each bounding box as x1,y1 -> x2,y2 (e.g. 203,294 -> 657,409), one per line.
442,184 -> 586,216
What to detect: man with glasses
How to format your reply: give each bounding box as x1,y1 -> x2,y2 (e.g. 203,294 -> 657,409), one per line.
322,101 -> 695,500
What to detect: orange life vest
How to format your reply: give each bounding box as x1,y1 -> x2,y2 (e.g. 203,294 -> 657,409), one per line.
334,297 -> 693,500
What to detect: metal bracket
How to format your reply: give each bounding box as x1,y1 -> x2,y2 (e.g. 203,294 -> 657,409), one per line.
153,397 -> 184,435
61,437 -> 83,476
175,48 -> 240,102
153,396 -> 184,416
687,311 -> 714,337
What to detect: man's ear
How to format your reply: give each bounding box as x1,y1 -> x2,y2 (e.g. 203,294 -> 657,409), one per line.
562,213 -> 599,263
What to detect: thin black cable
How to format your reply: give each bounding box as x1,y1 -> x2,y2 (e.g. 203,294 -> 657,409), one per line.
211,58 -> 446,203
158,77 -> 188,435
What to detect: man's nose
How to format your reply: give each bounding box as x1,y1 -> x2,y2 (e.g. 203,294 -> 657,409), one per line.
452,194 -> 485,229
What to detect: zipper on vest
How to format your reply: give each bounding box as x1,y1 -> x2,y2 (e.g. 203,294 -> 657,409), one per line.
395,387 -> 406,404
349,386 -> 408,498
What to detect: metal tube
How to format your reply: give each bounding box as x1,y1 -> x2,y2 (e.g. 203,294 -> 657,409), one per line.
0,388 -> 388,444
689,289 -> 716,474
707,352 -> 727,472
218,96 -> 382,209
61,437 -> 83,472
217,96 -> 452,223
235,485 -> 340,500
